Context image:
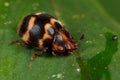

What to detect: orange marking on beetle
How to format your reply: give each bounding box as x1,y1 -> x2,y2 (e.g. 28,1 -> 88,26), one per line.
22,17 -> 36,42
38,40 -> 43,48
43,23 -> 53,40
53,44 -> 64,51
38,23 -> 52,48
50,18 -> 56,25
50,18 -> 63,26
34,12 -> 42,15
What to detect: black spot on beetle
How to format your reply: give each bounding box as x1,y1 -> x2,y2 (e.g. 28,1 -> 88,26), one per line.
19,15 -> 31,37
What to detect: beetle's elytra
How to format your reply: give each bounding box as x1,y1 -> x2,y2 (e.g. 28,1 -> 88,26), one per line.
11,12 -> 77,60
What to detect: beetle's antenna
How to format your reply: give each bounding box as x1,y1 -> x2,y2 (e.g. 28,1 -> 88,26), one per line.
74,34 -> 85,57
80,34 -> 85,40
76,34 -> 85,45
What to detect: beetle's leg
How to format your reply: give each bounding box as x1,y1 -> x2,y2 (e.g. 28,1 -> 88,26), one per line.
10,40 -> 21,45
10,40 -> 27,47
31,48 -> 47,60
31,51 -> 41,60
21,42 -> 27,46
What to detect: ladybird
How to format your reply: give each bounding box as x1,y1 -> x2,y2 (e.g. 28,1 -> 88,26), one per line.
11,12 -> 77,60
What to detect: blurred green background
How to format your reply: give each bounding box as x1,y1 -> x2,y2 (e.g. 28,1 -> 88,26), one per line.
99,0 -> 120,23
0,0 -> 120,80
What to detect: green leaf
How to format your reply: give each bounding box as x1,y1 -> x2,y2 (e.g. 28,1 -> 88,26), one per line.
0,0 -> 120,80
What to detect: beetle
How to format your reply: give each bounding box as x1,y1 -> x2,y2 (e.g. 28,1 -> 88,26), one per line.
11,12 -> 77,60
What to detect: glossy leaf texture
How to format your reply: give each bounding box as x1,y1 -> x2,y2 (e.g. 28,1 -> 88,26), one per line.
0,0 -> 120,80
